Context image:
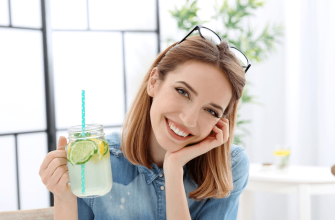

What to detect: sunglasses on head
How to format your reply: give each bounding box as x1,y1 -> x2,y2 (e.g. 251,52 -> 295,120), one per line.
177,25 -> 251,73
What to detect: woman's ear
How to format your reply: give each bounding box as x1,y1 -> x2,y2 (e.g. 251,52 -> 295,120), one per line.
147,67 -> 159,97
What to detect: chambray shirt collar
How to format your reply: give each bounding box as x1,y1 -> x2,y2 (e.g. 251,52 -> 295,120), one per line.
136,162 -> 188,185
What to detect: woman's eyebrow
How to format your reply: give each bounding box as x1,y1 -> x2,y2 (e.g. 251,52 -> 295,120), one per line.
176,81 -> 198,96
176,81 -> 224,112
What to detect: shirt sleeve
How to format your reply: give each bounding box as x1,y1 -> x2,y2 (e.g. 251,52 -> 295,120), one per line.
195,148 -> 250,220
77,197 -> 94,220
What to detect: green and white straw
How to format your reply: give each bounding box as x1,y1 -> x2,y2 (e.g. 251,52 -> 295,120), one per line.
81,90 -> 86,194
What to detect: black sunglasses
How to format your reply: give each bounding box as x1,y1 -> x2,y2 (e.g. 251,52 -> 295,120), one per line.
177,25 -> 251,73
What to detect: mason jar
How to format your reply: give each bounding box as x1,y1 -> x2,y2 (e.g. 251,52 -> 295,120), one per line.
65,124 -> 113,198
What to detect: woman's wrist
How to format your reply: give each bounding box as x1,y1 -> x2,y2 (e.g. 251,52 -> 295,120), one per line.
164,164 -> 184,179
54,192 -> 77,204
164,161 -> 191,220
163,157 -> 184,176
54,193 -> 78,220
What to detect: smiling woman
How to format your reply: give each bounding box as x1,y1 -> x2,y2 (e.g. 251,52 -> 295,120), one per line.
75,34 -> 249,220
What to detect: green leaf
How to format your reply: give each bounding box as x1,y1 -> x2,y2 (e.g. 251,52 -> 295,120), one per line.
237,120 -> 252,125
74,131 -> 91,137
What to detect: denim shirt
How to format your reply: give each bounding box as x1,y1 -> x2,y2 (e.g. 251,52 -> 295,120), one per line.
77,132 -> 250,220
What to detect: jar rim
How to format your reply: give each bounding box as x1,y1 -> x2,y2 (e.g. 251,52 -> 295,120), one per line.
68,124 -> 103,133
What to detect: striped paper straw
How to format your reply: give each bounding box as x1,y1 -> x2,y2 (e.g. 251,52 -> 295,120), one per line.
81,90 -> 86,194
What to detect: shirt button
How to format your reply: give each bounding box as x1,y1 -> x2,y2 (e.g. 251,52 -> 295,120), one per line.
159,173 -> 163,178
160,186 -> 165,191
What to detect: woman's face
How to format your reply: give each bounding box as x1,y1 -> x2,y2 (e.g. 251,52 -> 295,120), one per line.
147,60 -> 233,153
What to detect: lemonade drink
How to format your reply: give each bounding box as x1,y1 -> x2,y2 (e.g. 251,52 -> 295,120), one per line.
66,124 -> 113,198
273,144 -> 291,172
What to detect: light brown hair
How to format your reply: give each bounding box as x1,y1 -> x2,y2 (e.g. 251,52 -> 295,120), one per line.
120,35 -> 246,200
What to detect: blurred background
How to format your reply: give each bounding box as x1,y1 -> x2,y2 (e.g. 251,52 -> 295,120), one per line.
0,0 -> 334,219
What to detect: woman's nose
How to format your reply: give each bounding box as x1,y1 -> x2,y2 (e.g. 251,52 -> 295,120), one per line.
180,106 -> 199,128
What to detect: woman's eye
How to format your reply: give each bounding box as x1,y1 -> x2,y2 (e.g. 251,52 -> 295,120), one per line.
207,109 -> 219,117
176,88 -> 219,118
176,88 -> 189,98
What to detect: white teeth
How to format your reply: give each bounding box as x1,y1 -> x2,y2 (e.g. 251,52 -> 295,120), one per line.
168,120 -> 189,137
178,130 -> 186,136
181,131 -> 188,137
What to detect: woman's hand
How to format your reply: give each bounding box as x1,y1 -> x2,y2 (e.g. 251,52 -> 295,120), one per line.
39,136 -> 76,202
163,118 -> 229,171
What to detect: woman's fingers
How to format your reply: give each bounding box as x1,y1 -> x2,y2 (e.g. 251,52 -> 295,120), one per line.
213,125 -> 223,142
56,171 -> 70,194
38,136 -> 75,199
220,119 -> 229,142
49,158 -> 68,176
40,157 -> 67,185
39,136 -> 68,177
217,118 -> 228,128
40,150 -> 67,174
57,136 -> 68,150
58,170 -> 70,186
214,118 -> 229,143
46,164 -> 68,192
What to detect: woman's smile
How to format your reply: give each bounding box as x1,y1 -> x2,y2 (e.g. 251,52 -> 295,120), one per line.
165,117 -> 194,141
166,117 -> 194,136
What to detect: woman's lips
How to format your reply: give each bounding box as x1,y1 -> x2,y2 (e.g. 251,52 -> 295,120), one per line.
165,117 -> 193,141
165,117 -> 194,136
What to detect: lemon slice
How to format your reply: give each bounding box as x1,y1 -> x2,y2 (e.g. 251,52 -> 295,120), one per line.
91,138 -> 104,158
273,149 -> 290,156
66,142 -> 72,165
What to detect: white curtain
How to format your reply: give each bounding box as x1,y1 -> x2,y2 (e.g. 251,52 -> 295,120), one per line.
241,0 -> 335,219
285,0 -> 335,219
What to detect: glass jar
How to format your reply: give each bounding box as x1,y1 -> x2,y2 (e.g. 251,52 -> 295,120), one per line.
273,144 -> 291,173
65,124 -> 113,198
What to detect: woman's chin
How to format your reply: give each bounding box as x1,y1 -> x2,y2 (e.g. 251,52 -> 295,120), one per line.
161,144 -> 180,152
158,138 -> 183,152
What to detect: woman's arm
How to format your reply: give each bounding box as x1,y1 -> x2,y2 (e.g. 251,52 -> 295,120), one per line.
54,195 -> 78,220
163,118 -> 228,219
165,165 -> 192,220
38,136 -> 79,220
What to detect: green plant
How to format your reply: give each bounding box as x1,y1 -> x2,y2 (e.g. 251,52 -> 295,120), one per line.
168,0 -> 284,146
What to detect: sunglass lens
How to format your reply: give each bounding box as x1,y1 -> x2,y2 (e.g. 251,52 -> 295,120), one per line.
229,47 -> 248,67
200,28 -> 221,45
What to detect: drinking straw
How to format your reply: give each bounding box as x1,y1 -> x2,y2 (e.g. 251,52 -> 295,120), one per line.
81,90 -> 86,194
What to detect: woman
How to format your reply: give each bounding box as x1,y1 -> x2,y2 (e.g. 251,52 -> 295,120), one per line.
39,25 -> 250,220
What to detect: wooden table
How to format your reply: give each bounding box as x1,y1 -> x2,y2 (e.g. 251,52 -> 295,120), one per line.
0,207 -> 54,220
239,163 -> 335,220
